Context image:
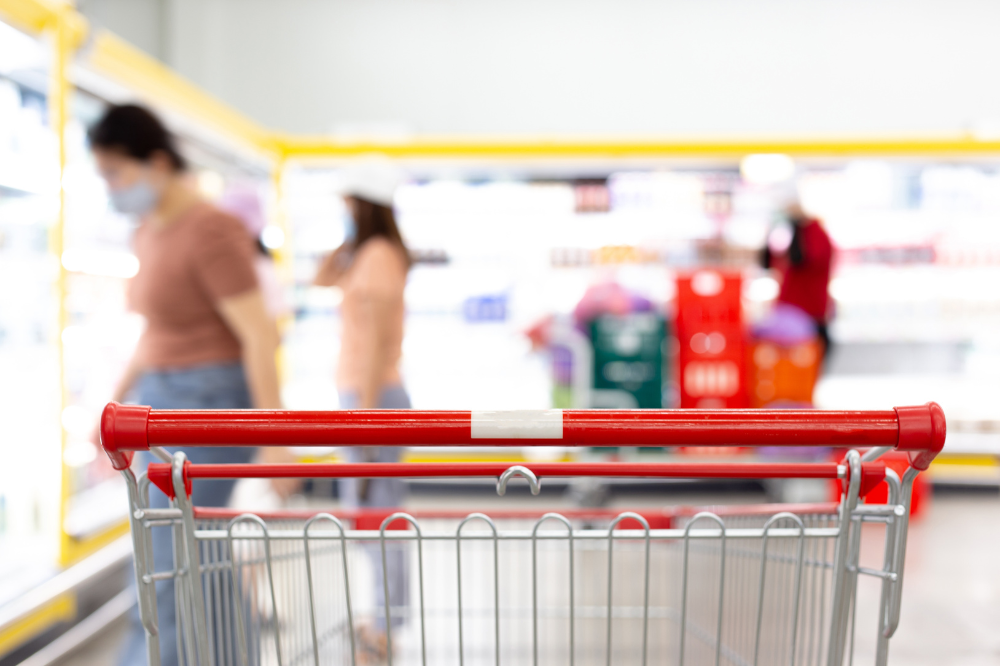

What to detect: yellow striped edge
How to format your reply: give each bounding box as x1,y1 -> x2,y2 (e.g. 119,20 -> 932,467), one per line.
931,455 -> 999,467
0,593 -> 76,657
59,519 -> 131,568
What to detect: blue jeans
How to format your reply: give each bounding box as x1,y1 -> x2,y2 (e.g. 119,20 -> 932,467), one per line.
338,385 -> 411,509
339,385 -> 411,629
120,363 -> 255,666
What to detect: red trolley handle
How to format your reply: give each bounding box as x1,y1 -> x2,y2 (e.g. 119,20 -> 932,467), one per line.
102,401 -> 945,472
146,461 -> 887,501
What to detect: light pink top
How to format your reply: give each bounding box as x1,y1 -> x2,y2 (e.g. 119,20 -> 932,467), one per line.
254,256 -> 289,319
336,237 -> 407,392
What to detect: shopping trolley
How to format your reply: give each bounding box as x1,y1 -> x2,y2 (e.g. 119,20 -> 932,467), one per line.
101,402 -> 945,666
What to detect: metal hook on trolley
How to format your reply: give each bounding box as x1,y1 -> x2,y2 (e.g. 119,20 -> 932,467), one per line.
497,465 -> 541,496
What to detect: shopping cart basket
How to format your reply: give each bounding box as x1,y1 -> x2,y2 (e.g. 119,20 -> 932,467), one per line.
101,402 -> 945,666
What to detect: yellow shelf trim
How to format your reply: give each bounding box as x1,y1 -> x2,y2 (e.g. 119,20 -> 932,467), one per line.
0,0 -> 86,48
0,594 -> 76,657
60,519 -> 131,568
277,134 -> 1000,160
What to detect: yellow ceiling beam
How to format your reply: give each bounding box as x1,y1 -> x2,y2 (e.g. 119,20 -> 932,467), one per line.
81,30 -> 278,156
0,0 -> 86,47
0,0 -> 61,34
277,134 -> 1000,160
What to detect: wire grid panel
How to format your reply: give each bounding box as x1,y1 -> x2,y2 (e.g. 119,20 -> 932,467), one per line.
179,508 -> 843,666
671,512 -> 840,666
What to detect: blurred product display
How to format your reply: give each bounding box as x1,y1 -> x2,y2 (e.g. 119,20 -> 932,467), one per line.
748,303 -> 824,407
747,338 -> 823,408
589,313 -> 666,409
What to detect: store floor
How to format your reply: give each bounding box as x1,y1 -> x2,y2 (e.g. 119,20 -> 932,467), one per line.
866,492 -> 1000,666
54,616 -> 130,666
50,492 -> 1000,666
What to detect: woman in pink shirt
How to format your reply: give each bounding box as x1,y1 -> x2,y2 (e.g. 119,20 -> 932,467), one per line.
314,162 -> 411,657
89,104 -> 284,666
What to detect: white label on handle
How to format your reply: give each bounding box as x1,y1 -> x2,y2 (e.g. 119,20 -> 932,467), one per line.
470,410 -> 564,439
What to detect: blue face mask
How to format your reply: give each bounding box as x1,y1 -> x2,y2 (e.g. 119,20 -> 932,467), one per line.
343,215 -> 357,242
109,178 -> 160,216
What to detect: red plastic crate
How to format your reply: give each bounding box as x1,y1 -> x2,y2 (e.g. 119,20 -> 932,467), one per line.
676,270 -> 748,408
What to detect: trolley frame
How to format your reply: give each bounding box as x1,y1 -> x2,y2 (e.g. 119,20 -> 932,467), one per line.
102,402 -> 945,666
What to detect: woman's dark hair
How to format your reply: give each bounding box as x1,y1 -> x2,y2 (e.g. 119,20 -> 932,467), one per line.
350,196 -> 412,269
88,104 -> 186,171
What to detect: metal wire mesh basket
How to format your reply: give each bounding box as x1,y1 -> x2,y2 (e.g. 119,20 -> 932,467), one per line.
101,402 -> 945,666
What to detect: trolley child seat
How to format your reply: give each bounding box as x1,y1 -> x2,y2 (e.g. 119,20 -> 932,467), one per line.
101,402 -> 946,666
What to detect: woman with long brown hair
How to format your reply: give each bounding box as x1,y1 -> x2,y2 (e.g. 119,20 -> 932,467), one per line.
314,161 -> 411,657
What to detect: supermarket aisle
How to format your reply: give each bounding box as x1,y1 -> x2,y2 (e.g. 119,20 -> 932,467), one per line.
45,492 -> 1000,666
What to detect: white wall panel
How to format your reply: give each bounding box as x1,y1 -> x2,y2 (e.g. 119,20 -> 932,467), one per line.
83,0 -> 1000,136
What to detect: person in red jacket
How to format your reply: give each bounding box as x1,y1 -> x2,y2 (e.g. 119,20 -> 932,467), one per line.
762,202 -> 835,356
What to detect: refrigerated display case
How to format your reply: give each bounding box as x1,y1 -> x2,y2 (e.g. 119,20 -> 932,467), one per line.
0,5 -> 280,656
0,20 -> 69,654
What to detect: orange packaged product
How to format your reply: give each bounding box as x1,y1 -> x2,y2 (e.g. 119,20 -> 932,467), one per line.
747,337 -> 823,408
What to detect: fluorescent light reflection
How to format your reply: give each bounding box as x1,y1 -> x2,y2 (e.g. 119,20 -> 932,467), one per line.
61,248 -> 139,278
741,154 -> 796,185
261,225 -> 285,249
